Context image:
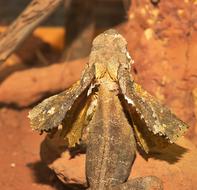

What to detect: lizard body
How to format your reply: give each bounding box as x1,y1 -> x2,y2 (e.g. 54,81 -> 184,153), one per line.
85,32 -> 163,189
86,75 -> 136,190
29,29 -> 188,190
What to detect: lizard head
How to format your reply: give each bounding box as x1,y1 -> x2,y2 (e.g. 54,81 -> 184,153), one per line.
89,29 -> 133,81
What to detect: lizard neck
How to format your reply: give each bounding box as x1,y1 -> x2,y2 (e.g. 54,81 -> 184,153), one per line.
96,72 -> 119,93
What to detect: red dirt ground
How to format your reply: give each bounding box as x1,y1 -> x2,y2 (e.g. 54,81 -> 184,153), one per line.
1,0 -> 197,190
0,109 -> 63,190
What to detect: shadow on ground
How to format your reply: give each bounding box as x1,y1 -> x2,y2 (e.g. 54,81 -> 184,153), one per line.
138,143 -> 188,164
27,161 -> 86,190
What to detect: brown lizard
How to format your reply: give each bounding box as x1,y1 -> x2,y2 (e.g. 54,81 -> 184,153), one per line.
29,29 -> 189,190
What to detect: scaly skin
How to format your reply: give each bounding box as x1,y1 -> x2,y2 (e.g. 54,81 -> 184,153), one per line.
86,74 -> 163,190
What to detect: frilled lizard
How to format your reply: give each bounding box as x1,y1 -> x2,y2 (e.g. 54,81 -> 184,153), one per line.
28,29 -> 189,190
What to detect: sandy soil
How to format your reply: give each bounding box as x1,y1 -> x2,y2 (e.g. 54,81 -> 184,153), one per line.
0,109 -> 65,190
1,0 -> 197,190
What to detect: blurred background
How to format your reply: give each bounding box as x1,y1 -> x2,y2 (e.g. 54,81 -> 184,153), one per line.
0,0 -> 197,190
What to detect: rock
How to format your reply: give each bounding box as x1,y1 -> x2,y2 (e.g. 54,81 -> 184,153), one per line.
40,136 -> 197,190
40,135 -> 86,185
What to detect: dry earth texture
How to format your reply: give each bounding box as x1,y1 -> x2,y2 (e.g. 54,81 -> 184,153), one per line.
0,0 -> 197,190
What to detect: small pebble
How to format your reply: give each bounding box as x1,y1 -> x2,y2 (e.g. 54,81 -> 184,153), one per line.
10,163 -> 16,168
